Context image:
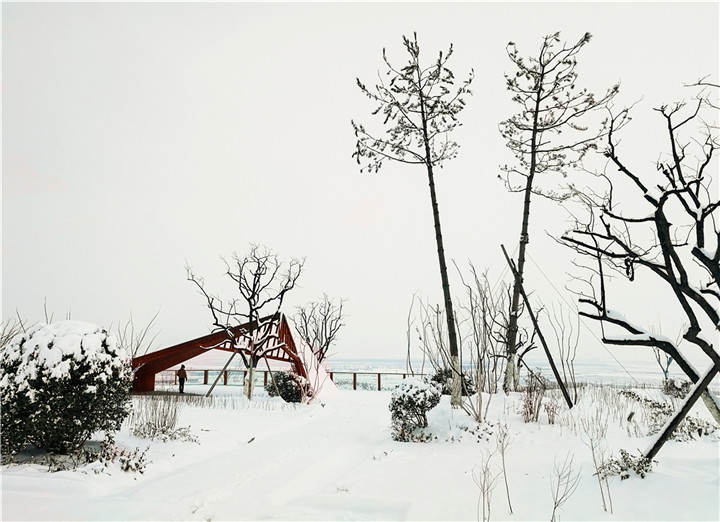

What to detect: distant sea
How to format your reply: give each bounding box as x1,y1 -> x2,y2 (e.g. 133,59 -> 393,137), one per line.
171,349 -> 719,390
325,357 -> 720,389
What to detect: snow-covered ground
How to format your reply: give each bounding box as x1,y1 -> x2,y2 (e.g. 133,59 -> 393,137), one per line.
2,382 -> 718,521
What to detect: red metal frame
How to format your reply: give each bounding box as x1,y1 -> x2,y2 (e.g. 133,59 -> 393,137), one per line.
131,313 -> 305,392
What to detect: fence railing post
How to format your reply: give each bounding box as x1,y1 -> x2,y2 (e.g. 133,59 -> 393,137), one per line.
154,369 -> 428,393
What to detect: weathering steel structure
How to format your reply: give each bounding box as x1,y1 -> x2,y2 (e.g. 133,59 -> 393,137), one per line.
131,313 -> 305,392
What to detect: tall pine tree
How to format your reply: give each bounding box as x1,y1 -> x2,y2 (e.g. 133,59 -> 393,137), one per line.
352,33 -> 473,406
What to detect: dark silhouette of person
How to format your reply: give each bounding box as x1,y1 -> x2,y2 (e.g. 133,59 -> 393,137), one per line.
176,364 -> 188,393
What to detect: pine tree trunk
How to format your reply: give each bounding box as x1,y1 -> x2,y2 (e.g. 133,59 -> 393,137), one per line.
505,170 -> 534,393
504,83 -> 542,393
425,163 -> 461,407
417,64 -> 462,408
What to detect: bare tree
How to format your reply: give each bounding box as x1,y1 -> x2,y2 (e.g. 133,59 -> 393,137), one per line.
353,33 -> 473,407
293,295 -> 345,364
187,244 -> 304,399
547,303 -> 579,403
414,298 -> 454,379
116,310 -> 160,359
495,422 -> 514,515
580,412 -> 612,513
653,347 -> 674,384
499,31 -> 619,392
550,453 -> 582,522
454,262 -> 511,421
562,86 -> 720,457
473,450 -> 500,522
456,263 -> 510,396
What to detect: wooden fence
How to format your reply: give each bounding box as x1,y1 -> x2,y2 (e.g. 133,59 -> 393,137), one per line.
157,369 -> 422,391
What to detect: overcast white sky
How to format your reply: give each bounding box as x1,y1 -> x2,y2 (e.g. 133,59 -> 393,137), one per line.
3,2 -> 718,367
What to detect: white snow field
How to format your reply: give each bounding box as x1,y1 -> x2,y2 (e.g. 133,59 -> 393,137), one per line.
2,382 -> 718,521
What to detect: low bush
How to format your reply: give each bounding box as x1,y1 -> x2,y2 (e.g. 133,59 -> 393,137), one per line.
520,372 -> 547,423
0,321 -> 132,459
430,367 -> 476,396
661,378 -> 692,399
10,433 -> 149,474
389,377 -> 441,442
619,389 -> 716,441
265,371 -> 310,403
93,433 -> 149,473
598,449 -> 656,480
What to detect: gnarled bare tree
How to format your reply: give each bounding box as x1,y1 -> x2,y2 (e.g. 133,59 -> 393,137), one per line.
499,31 -> 619,392
187,244 -> 304,399
352,32 -> 473,406
562,86 -> 720,458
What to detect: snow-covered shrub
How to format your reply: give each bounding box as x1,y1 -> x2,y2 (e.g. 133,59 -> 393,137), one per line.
544,397 -> 560,425
93,433 -> 149,473
0,321 -> 132,458
619,389 -> 716,441
520,372 -> 547,423
265,371 -> 310,403
661,378 -> 692,399
598,449 -> 656,480
431,367 -> 476,396
38,433 -> 149,474
389,377 -> 441,442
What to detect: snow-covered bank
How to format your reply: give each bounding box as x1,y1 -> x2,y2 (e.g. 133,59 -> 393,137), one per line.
2,384 -> 718,521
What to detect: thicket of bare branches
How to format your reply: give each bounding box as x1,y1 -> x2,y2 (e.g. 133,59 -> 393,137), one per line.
1,314 -> 30,349
407,263 -> 536,422
547,304 -> 579,403
456,263 -> 509,398
116,310 -> 160,359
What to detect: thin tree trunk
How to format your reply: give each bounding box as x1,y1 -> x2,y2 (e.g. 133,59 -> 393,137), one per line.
505,80 -> 542,393
245,337 -> 257,400
245,362 -> 256,400
417,62 -> 461,407
426,163 -> 462,406
505,171 -> 534,392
